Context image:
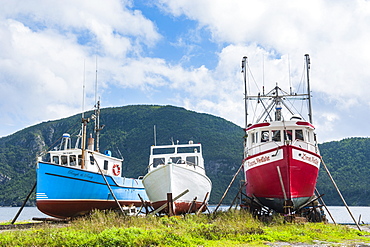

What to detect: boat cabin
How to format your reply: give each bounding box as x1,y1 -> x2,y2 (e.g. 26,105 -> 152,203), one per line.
245,119 -> 318,157
148,141 -> 205,172
44,133 -> 123,177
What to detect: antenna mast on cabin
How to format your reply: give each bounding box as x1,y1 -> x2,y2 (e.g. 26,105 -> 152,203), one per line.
153,125 -> 157,146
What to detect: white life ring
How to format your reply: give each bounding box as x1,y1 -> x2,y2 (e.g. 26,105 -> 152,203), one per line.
112,164 -> 121,176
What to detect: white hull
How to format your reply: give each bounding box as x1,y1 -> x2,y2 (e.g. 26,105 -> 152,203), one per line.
143,163 -> 212,214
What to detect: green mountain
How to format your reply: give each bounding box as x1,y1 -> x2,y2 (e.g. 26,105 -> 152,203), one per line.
0,105 -> 243,206
316,137 -> 370,206
0,104 -> 368,207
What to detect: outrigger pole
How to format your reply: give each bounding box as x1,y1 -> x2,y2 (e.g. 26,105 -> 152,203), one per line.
320,158 -> 361,231
11,182 -> 36,224
90,152 -> 127,215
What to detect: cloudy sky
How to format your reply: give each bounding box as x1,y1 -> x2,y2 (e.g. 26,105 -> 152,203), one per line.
1,0 -> 370,143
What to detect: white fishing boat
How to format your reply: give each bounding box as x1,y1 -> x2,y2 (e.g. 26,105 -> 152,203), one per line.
142,141 -> 212,214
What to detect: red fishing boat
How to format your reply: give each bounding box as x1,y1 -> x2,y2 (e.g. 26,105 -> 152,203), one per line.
241,54 -> 321,214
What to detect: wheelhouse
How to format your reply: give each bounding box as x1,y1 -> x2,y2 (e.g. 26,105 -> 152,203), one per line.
245,120 -> 318,157
148,141 -> 204,172
44,133 -> 123,176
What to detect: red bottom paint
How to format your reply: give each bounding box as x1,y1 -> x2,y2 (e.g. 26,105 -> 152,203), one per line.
37,200 -> 142,219
151,200 -> 206,215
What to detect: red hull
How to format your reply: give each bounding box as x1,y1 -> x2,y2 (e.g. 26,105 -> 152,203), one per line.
37,200 -> 142,219
244,145 -> 320,213
151,200 -> 206,215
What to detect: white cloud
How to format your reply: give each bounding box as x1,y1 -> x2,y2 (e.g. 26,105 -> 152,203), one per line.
155,0 -> 370,98
1,0 -> 370,144
0,0 -> 161,136
152,0 -> 370,142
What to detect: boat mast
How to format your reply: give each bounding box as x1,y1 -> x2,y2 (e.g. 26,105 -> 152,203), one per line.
274,85 -> 282,121
81,63 -> 88,169
94,56 -> 103,152
94,100 -> 101,152
81,117 -> 89,169
305,54 -> 313,123
241,56 -> 248,129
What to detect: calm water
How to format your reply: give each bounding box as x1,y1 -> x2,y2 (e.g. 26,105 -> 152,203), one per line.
323,206 -> 370,224
0,207 -> 48,223
0,206 -> 369,224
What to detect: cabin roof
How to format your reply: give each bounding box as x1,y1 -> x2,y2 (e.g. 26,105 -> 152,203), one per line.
245,121 -> 315,132
150,143 -> 202,156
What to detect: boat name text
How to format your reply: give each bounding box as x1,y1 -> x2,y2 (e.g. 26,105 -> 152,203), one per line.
300,153 -> 319,165
248,156 -> 270,167
68,170 -> 93,179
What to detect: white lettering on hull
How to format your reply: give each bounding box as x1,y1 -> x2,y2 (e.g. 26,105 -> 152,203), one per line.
244,149 -> 283,170
292,149 -> 320,168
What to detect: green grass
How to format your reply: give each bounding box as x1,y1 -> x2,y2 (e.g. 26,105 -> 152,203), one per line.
0,210 -> 369,246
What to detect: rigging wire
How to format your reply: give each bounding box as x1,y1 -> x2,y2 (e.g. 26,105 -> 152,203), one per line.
245,55 -> 311,124
246,61 -> 261,124
288,54 -> 292,94
262,54 -> 265,95
95,55 -> 98,105
247,62 -> 261,93
82,60 -> 86,119
293,63 -> 308,120
296,65 -> 305,95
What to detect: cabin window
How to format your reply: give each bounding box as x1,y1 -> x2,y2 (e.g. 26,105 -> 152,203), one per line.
170,157 -> 183,164
104,160 -> 108,170
178,147 -> 199,153
251,132 -> 258,143
153,158 -> 165,168
153,148 -> 175,155
186,156 -> 198,166
69,155 -> 77,166
272,130 -> 281,142
61,155 -> 68,166
284,130 -> 293,141
295,129 -> 304,141
306,130 -> 311,142
78,155 -> 82,166
52,156 -> 59,165
90,155 -> 94,165
261,131 -> 269,142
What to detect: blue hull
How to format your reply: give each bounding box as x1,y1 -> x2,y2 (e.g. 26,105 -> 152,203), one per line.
36,162 -> 148,218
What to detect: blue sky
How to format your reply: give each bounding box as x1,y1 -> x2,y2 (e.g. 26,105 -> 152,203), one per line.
1,0 -> 370,143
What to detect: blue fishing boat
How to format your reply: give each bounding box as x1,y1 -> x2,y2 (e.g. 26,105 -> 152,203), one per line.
36,101 -> 147,219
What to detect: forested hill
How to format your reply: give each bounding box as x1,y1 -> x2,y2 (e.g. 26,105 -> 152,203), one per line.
0,105 -> 243,206
0,104 -> 368,207
316,137 -> 370,206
